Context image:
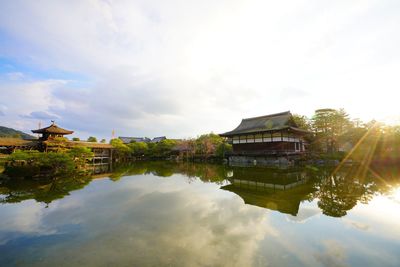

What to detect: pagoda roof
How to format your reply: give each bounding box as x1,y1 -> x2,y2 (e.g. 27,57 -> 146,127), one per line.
220,111 -> 309,136
31,122 -> 74,135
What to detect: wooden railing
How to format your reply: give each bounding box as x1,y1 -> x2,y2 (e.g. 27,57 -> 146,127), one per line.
226,150 -> 307,157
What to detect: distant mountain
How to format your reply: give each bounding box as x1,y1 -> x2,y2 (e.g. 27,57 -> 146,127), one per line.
0,126 -> 35,139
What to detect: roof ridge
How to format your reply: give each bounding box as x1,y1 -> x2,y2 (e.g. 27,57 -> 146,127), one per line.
32,123 -> 73,134
242,111 -> 291,121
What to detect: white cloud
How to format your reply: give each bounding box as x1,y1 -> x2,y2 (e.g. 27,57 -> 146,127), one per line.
0,0 -> 399,138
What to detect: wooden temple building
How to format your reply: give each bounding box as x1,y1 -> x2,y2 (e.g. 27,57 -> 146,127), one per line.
220,111 -> 310,165
0,122 -> 114,164
32,121 -> 74,141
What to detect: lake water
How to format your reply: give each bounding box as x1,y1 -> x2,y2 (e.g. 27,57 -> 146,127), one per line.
0,162 -> 399,267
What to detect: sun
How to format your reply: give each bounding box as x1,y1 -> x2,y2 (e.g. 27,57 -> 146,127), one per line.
382,115 -> 400,126
391,187 -> 400,202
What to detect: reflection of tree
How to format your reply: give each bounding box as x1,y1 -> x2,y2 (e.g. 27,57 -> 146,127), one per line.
0,175 -> 92,205
1,162 -> 398,216
316,175 -> 359,217
313,167 -> 385,217
108,162 -> 229,184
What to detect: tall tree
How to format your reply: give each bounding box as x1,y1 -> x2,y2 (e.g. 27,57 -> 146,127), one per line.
292,114 -> 312,131
311,108 -> 351,153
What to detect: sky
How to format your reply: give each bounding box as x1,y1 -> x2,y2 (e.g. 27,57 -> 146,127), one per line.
0,0 -> 399,140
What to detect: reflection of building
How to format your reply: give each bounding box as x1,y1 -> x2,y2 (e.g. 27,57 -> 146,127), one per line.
221,169 -> 315,216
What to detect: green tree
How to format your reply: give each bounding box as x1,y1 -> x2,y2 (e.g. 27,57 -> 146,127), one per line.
292,114 -> 312,131
128,141 -> 148,156
67,147 -> 94,168
110,138 -> 131,156
87,136 -> 97,142
153,139 -> 177,157
215,142 -> 232,158
195,133 -> 223,158
311,108 -> 351,153
72,137 -> 80,141
4,150 -> 75,177
100,139 -> 106,143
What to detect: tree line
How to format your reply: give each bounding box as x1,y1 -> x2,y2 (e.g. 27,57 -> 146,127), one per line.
109,133 -> 232,160
293,108 -> 400,162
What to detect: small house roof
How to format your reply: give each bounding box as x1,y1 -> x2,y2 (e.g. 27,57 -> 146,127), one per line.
32,122 -> 73,135
150,136 -> 166,143
119,137 -> 151,144
220,111 -> 309,136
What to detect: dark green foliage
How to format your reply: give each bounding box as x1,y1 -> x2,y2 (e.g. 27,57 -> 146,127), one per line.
87,136 -> 97,142
3,148 -> 94,178
152,139 -> 177,157
0,174 -> 92,205
215,143 -> 232,158
110,138 -> 131,156
127,141 -> 148,156
292,114 -> 312,131
311,108 -> 352,153
72,137 -> 80,141
4,150 -> 74,177
67,147 -> 94,168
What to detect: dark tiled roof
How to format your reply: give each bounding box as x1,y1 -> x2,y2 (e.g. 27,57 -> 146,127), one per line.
119,137 -> 151,144
32,122 -> 73,135
220,111 -> 308,136
150,136 -> 166,143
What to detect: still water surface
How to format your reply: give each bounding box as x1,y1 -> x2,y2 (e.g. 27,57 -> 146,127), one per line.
0,162 -> 399,267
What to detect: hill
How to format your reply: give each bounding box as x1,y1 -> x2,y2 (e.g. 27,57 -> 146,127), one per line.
0,126 -> 35,139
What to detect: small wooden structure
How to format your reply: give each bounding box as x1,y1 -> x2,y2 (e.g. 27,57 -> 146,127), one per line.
1,122 -> 114,164
220,111 -> 309,156
31,121 -> 73,141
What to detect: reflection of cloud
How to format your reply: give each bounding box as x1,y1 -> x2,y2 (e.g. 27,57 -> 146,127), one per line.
0,176 -> 275,266
0,201 -> 56,245
343,218 -> 370,231
286,207 -> 320,223
47,192 -> 269,266
314,240 -> 349,267
349,196 -> 400,240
